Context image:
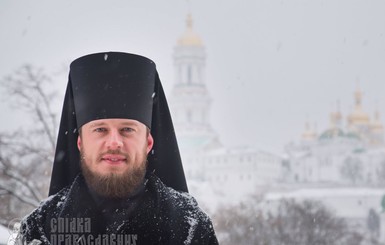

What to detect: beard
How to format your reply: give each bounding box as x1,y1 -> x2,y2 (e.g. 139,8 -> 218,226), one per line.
80,148 -> 148,199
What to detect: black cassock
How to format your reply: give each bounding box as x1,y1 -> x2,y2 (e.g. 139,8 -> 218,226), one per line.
19,174 -> 218,245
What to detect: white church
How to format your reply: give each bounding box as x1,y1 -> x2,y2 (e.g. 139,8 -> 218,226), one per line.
169,14 -> 385,242
284,89 -> 385,186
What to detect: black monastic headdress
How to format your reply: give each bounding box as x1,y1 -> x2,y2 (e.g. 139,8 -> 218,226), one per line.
49,52 -> 188,195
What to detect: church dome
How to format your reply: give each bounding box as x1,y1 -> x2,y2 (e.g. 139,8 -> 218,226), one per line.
347,88 -> 370,126
344,131 -> 362,140
347,110 -> 370,125
318,128 -> 362,141
177,14 -> 203,47
319,128 -> 345,140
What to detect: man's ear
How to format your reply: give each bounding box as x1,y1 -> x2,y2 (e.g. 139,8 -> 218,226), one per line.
77,136 -> 82,151
147,133 -> 154,154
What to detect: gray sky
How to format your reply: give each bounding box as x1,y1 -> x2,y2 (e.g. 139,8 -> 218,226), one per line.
1,0 -> 384,155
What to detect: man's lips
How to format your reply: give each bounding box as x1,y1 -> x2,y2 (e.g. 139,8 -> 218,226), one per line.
101,154 -> 127,164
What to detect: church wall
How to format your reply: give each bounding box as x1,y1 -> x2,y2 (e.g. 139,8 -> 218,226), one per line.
197,150 -> 282,186
286,145 -> 385,186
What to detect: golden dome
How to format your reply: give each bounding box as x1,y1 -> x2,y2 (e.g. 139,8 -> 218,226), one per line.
177,14 -> 203,47
347,88 -> 370,125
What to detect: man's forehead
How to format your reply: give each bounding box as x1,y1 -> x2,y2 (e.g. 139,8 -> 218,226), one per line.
85,118 -> 145,127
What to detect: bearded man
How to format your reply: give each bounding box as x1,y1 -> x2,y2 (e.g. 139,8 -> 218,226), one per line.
16,52 -> 218,245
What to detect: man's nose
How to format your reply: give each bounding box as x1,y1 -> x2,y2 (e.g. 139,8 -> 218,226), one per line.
106,130 -> 123,149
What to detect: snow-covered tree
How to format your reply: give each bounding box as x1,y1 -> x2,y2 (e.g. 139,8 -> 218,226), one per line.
0,65 -> 58,225
340,156 -> 364,185
213,197 -> 365,245
367,208 -> 381,240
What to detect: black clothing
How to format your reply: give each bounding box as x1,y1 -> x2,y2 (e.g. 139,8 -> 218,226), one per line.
20,174 -> 218,245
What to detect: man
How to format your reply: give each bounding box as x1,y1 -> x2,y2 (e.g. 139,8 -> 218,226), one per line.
16,52 -> 218,244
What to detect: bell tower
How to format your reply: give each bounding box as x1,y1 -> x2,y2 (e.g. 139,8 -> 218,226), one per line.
170,14 -> 221,153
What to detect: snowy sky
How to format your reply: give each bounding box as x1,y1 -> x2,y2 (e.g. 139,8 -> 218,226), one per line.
0,0 -> 384,155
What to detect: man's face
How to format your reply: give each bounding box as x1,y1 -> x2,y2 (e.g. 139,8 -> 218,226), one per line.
77,118 -> 154,198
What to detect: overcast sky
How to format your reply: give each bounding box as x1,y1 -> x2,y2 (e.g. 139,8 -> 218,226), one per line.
1,0 -> 384,155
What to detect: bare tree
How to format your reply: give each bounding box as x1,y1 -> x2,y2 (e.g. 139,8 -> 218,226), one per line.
367,208 -> 381,240
0,65 -> 58,225
213,198 -> 270,245
213,197 -> 365,245
271,199 -> 362,245
340,156 -> 363,185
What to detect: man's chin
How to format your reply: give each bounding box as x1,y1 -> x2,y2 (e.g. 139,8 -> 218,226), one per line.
80,149 -> 148,199
86,171 -> 145,199
98,165 -> 129,175
81,162 -> 147,199
96,171 -> 125,179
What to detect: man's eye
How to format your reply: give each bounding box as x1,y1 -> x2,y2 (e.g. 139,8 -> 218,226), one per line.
94,128 -> 107,132
121,127 -> 135,133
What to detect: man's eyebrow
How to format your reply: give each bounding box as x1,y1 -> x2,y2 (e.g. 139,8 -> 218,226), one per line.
120,121 -> 140,127
89,122 -> 107,127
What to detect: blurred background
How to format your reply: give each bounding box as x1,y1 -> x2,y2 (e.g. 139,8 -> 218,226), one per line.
1,0 -> 385,244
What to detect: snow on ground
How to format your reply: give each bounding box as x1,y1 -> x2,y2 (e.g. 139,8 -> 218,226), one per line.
187,179 -> 261,215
